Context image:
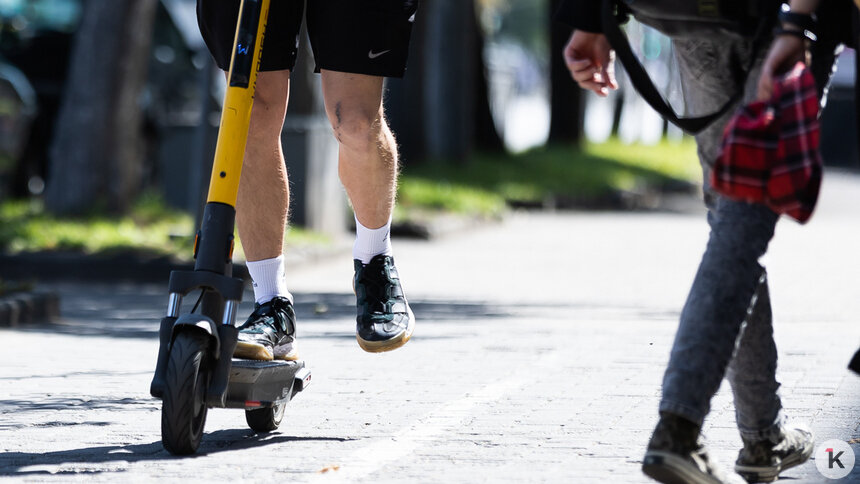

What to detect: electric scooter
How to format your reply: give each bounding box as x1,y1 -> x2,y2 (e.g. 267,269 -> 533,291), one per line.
148,0 -> 310,455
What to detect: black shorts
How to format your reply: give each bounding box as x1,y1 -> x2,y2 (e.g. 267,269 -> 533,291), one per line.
196,0 -> 418,78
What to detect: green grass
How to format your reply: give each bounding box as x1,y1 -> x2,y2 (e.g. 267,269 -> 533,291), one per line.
231,225 -> 332,262
0,194 -> 333,259
587,138 -> 701,183
398,137 -> 701,214
0,194 -> 195,256
395,177 -> 508,220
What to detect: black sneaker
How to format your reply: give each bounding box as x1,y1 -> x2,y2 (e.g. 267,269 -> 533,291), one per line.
849,347 -> 860,375
734,425 -> 814,483
233,296 -> 298,361
353,254 -> 415,353
643,413 -> 747,484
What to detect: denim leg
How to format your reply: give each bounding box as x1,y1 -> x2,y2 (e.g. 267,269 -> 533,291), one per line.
658,19 -> 842,431
659,197 -> 779,425
719,12 -> 841,439
660,35 -> 778,426
726,272 -> 784,441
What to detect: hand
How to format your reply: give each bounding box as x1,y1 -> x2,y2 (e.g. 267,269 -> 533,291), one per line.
564,30 -> 618,97
756,34 -> 808,101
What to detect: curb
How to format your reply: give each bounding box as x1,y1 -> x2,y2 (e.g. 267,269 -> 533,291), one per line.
0,240 -> 351,284
506,183 -> 702,213
0,243 -> 346,327
391,214 -> 501,240
0,291 -> 60,327
0,251 -> 231,284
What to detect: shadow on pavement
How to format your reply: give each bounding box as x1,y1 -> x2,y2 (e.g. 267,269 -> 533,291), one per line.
13,284 -> 671,341
0,429 -> 355,476
14,289 -> 518,340
0,396 -> 157,417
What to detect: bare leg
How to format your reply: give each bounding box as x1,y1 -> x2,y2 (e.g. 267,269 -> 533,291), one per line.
235,70 -> 291,261
320,70 -> 413,353
320,70 -> 396,229
231,70 -> 298,361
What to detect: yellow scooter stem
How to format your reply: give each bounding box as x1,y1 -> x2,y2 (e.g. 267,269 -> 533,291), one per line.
206,0 -> 270,207
192,0 -> 269,274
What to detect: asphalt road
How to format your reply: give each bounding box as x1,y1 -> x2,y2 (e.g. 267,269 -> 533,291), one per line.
2,172 -> 860,483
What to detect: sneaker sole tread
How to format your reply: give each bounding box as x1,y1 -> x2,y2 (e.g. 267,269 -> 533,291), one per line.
642,450 -> 726,484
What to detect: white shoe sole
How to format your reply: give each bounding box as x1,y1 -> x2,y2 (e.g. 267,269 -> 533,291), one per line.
643,450 -> 741,484
735,438 -> 814,482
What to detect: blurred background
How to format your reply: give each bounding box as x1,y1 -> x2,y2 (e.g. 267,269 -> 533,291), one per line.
0,0 -> 856,261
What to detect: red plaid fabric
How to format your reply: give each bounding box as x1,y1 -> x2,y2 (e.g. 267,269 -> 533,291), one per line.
711,62 -> 822,223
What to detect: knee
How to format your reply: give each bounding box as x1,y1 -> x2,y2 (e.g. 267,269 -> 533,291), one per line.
709,199 -> 778,254
253,90 -> 284,115
329,102 -> 385,154
249,72 -> 289,133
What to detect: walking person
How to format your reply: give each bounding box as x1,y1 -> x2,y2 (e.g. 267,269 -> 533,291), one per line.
557,0 -> 854,481
196,0 -> 418,361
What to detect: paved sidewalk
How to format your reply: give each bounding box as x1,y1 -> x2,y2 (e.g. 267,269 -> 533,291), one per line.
2,172 -> 860,482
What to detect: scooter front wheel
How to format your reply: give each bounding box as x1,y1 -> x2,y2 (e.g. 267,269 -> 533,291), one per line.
161,331 -> 211,455
245,402 -> 286,432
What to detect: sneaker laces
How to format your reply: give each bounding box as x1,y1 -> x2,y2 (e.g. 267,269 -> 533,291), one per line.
240,307 -> 271,331
773,427 -> 809,454
240,298 -> 291,333
358,264 -> 391,314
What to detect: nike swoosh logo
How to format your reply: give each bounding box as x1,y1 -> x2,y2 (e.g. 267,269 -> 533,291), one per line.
368,49 -> 391,59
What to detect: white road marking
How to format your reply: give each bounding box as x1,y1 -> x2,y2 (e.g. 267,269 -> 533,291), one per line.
307,351 -> 562,482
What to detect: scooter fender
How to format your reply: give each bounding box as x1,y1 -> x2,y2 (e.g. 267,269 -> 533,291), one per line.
172,314 -> 220,358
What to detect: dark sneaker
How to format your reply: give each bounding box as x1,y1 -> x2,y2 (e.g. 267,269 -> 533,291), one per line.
353,254 -> 415,353
233,296 -> 298,361
849,347 -> 860,375
734,425 -> 814,483
643,413 -> 747,484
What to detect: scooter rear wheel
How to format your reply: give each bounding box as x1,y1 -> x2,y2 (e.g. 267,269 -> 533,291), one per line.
161,331 -> 211,455
245,402 -> 286,432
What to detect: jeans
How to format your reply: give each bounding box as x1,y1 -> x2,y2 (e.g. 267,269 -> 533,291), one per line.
658,32 -> 840,441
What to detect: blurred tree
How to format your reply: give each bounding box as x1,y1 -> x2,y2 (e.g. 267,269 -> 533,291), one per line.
387,0 -> 503,164
472,2 -> 505,153
45,0 -> 158,215
422,0 -> 501,161
484,0 -> 549,58
384,16 -> 427,164
548,0 -> 583,146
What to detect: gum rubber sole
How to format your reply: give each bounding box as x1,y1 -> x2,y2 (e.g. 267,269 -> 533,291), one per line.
233,341 -> 300,361
356,330 -> 412,353
356,307 -> 415,353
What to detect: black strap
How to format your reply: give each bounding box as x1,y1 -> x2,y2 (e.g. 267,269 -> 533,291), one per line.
777,6 -> 817,34
773,26 -> 816,43
600,0 -> 770,134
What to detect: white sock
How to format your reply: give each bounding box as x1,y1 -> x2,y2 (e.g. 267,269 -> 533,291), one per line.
246,255 -> 292,305
353,214 -> 393,264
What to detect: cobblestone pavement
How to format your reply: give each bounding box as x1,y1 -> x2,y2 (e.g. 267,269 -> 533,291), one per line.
2,172 -> 860,483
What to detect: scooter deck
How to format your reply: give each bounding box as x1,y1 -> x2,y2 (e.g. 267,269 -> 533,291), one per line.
223,359 -> 311,409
